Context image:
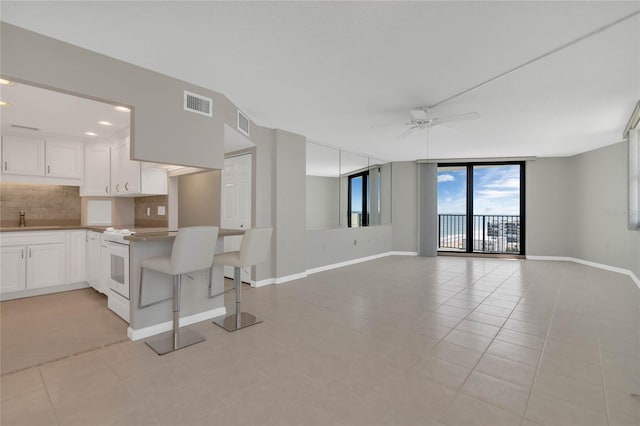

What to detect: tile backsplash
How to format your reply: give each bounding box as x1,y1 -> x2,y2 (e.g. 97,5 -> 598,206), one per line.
0,182 -> 81,227
135,195 -> 168,227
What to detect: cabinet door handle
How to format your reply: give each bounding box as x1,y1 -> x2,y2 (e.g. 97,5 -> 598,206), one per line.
125,182 -> 129,191
105,185 -> 109,194
47,165 -> 51,174
3,161 -> 7,170
21,249 -> 24,259
29,248 -> 32,258
116,184 -> 120,192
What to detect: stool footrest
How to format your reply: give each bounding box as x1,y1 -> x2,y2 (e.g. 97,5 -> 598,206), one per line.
144,329 -> 205,355
213,312 -> 262,332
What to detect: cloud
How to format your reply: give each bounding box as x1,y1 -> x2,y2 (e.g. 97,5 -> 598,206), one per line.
484,178 -> 520,189
438,174 -> 455,183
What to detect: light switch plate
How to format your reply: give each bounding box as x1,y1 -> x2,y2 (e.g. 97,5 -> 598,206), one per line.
157,206 -> 166,216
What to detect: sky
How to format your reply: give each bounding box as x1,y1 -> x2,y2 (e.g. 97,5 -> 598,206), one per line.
437,165 -> 521,215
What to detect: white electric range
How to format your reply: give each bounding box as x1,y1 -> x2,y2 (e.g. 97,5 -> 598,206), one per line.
102,228 -> 135,322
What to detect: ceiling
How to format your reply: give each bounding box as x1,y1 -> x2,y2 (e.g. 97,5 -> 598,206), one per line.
1,82 -> 130,142
1,1 -> 639,161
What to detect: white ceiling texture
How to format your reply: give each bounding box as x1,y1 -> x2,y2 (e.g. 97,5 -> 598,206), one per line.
2,1 -> 639,162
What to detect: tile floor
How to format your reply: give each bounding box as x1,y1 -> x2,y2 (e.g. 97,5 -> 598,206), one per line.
1,256 -> 639,426
1,289 -> 128,374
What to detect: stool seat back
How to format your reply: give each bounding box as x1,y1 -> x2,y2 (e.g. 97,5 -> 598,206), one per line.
239,228 -> 273,267
171,226 -> 219,275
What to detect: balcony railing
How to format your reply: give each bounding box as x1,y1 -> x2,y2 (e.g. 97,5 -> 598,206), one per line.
438,214 -> 521,254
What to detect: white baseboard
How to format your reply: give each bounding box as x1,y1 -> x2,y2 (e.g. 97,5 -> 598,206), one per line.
275,272 -> 308,284
388,251 -> 418,256
127,306 -> 226,341
253,278 -> 274,288
526,255 -> 640,289
0,282 -> 90,301
306,251 -> 417,276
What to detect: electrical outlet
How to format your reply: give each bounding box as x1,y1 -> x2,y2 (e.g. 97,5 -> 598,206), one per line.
158,206 -> 166,216
146,207 -> 151,216
353,239 -> 357,245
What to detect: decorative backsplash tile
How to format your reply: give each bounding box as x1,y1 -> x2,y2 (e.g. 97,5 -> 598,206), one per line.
134,195 -> 168,227
0,182 -> 81,227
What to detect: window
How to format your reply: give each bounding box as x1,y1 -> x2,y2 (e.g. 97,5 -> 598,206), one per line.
437,162 -> 525,255
348,170 -> 369,227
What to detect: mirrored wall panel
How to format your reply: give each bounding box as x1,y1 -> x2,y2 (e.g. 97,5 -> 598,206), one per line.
306,141 -> 391,229
306,142 -> 340,229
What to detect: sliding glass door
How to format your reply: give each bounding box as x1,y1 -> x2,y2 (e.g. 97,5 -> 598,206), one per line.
437,162 -> 525,255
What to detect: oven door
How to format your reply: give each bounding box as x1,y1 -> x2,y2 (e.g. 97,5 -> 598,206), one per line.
105,241 -> 130,299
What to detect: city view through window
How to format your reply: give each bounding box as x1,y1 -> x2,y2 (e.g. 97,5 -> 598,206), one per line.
437,164 -> 523,254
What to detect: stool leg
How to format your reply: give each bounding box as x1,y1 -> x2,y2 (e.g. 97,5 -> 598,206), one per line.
234,266 -> 241,329
212,266 -> 262,332
144,273 -> 205,355
173,274 -> 181,350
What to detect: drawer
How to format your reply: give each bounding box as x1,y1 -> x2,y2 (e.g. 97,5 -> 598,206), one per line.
1,231 -> 66,246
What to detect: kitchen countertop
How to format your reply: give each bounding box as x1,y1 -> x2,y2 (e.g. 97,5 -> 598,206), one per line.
0,225 -> 108,232
125,228 -> 245,241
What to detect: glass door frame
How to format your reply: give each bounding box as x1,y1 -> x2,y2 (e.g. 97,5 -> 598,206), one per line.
438,161 -> 526,255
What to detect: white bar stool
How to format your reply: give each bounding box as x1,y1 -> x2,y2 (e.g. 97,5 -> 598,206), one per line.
210,227 -> 272,332
138,226 -> 219,355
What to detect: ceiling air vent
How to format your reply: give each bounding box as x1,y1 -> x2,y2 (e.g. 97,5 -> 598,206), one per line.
237,110 -> 250,136
184,91 -> 212,117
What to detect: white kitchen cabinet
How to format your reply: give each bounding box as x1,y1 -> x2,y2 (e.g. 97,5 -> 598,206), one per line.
1,136 -> 45,176
0,246 -> 27,293
111,134 -> 167,196
111,136 -> 140,194
46,141 -> 83,178
68,230 -> 86,284
81,144 -> 111,196
86,231 -> 102,292
26,243 -> 67,289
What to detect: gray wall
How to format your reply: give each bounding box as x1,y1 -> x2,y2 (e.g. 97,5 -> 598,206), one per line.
527,142 -> 640,279
306,225 -> 392,270
178,170 -> 221,227
1,23 -> 225,169
526,157 -> 574,257
571,142 -> 639,278
306,176 -> 339,229
392,162 -> 418,252
274,129 -> 307,278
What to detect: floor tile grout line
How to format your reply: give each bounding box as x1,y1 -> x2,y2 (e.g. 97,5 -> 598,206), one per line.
37,366 -> 60,426
445,262 -> 538,421
519,265 -> 563,425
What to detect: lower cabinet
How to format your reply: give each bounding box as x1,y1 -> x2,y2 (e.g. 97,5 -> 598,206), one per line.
0,246 -> 27,293
26,243 -> 66,289
0,231 -> 76,297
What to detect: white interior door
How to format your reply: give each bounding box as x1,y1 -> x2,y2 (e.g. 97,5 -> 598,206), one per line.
221,154 -> 252,282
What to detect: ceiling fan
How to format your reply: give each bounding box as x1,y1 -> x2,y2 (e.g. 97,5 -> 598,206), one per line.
399,108 -> 479,137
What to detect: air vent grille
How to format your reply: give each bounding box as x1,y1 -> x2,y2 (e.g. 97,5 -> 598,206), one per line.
237,110 -> 250,136
184,91 -> 212,117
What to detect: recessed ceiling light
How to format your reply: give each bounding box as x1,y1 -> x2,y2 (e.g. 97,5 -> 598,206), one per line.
0,79 -> 13,85
114,106 -> 130,112
0,101 -> 10,107
84,131 -> 98,136
98,121 -> 113,126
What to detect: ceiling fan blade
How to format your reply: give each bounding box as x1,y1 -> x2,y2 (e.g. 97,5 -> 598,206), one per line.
370,122 -> 407,129
410,109 -> 428,121
399,126 -> 418,138
434,112 -> 480,124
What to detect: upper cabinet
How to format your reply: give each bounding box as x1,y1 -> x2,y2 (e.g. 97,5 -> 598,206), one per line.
81,144 -> 111,196
1,136 -> 83,181
45,141 -> 83,178
2,136 -> 46,176
110,134 -> 167,197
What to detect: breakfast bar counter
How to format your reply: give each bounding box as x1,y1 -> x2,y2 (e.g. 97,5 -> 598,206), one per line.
125,228 -> 244,341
